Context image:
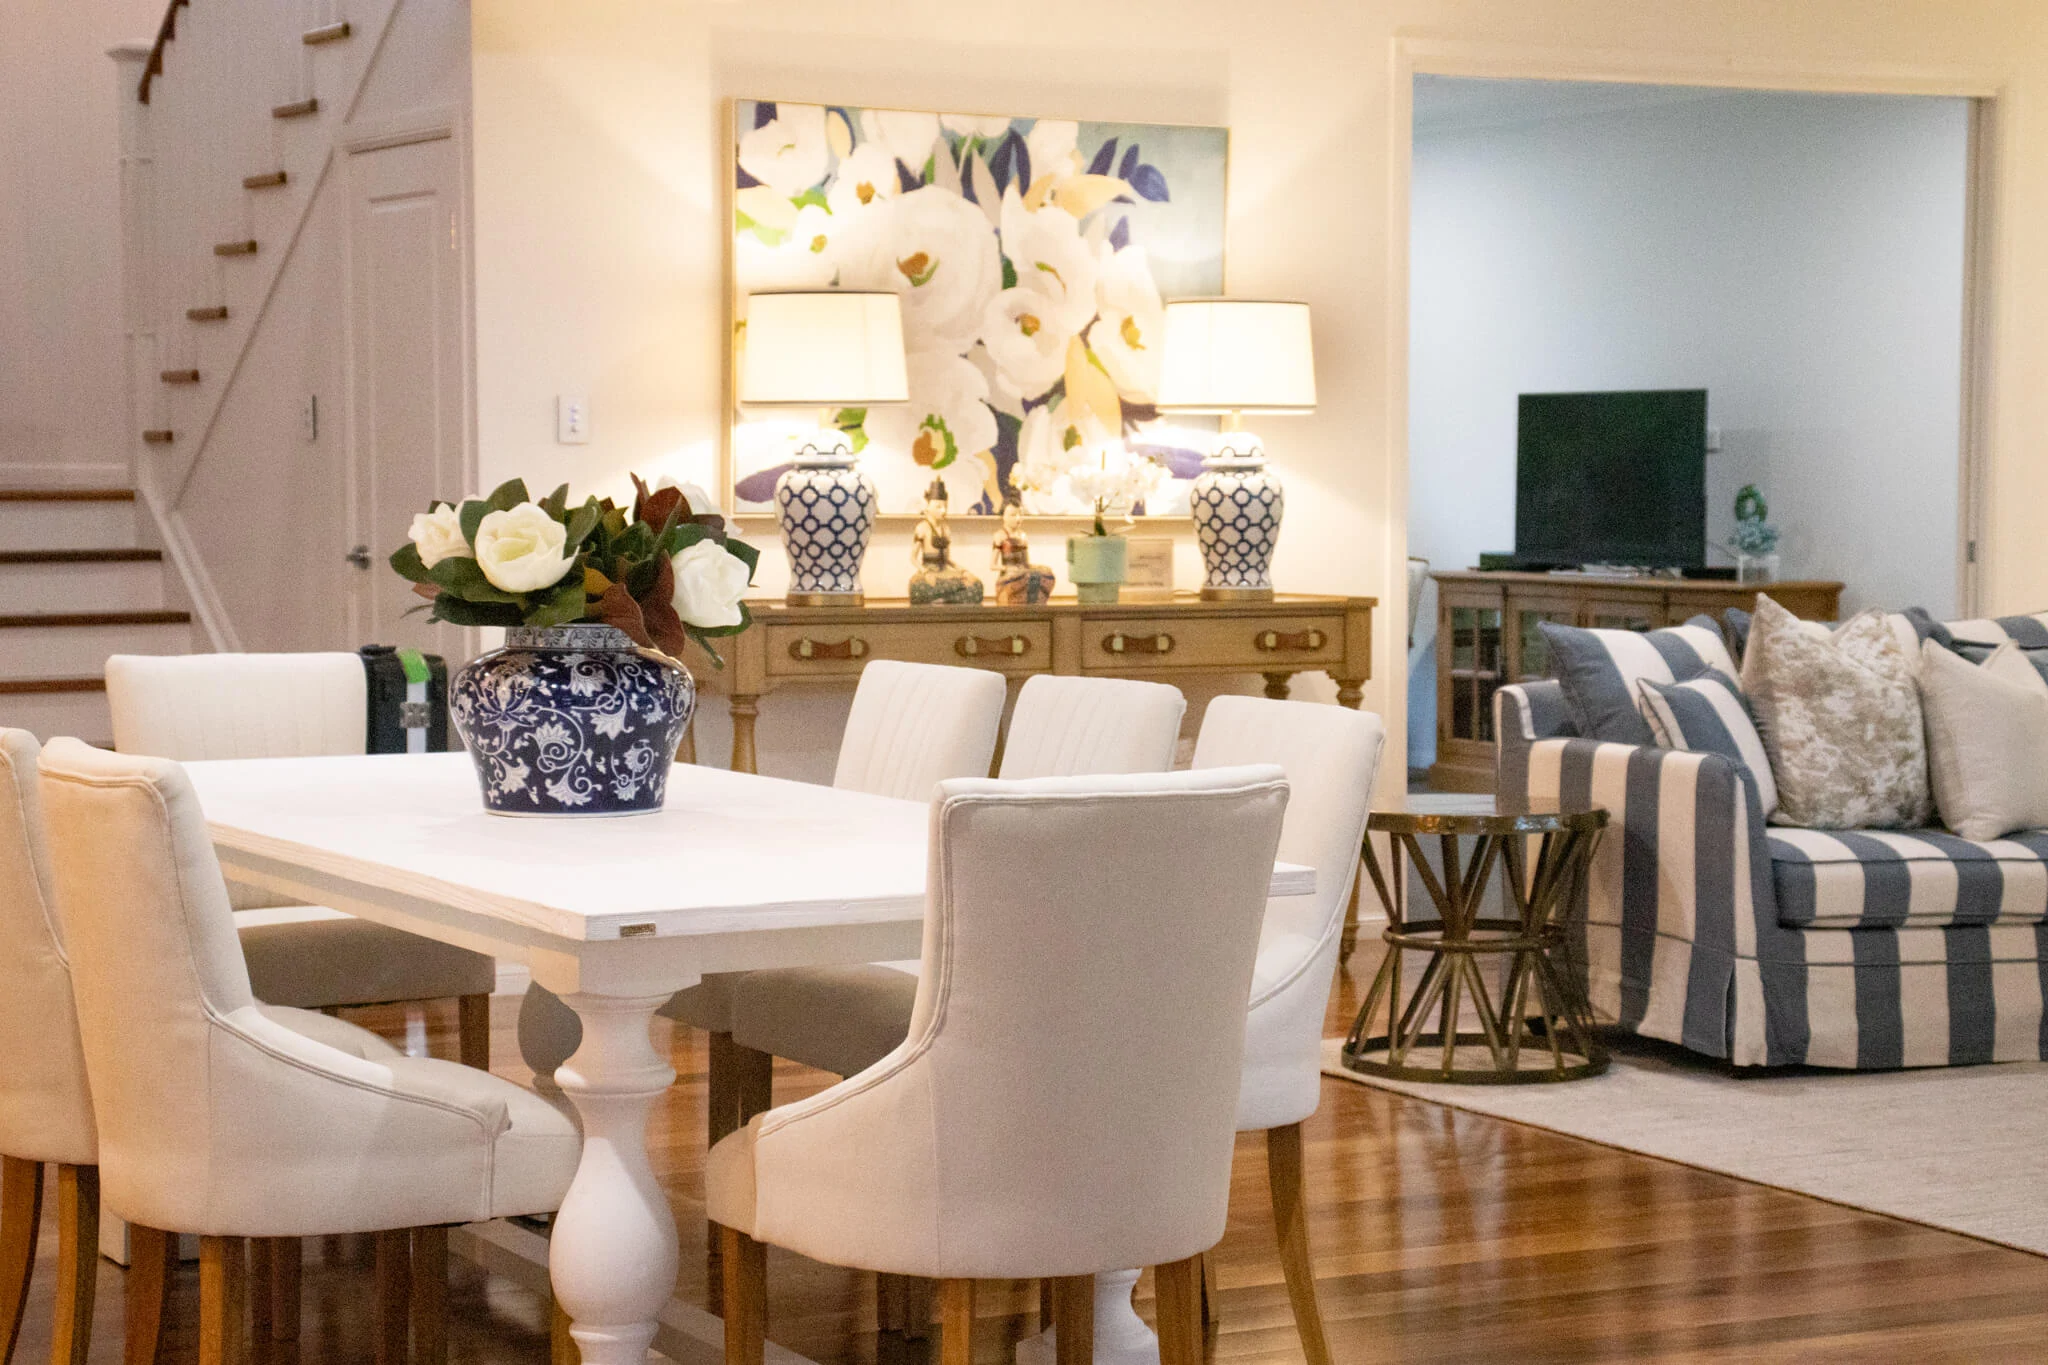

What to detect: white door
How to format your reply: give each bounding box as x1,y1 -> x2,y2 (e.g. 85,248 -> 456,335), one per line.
345,132 -> 471,660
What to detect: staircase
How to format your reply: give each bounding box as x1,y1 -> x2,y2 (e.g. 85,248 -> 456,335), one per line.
0,490 -> 193,743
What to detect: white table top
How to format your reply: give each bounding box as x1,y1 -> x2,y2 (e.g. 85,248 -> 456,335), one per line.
187,753 -> 1313,945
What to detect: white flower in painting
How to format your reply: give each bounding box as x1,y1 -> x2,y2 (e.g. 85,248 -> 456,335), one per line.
860,108 -> 943,177
1000,187 -> 1099,336
408,504 -> 471,568
1025,119 -> 1081,190
942,113 -> 1014,140
734,202 -> 844,290
841,186 -> 1000,356
1090,243 -> 1166,402
867,349 -> 999,485
981,287 -> 1075,398
827,142 -> 904,215
738,104 -> 829,199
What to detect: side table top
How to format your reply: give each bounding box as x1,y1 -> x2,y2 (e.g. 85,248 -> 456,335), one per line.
1369,793 -> 1607,837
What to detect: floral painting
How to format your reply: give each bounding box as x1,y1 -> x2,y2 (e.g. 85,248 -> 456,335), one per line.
729,100 -> 1227,518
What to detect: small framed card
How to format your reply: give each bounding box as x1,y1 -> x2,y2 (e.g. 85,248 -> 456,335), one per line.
1122,537 -> 1176,602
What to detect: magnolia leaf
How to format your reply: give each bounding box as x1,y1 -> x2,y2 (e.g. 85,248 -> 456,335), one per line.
426,555 -> 525,604
540,483 -> 570,518
1063,335 -> 1122,434
594,582 -> 654,647
389,541 -> 432,582
458,498 -> 490,545
722,535 -> 761,576
411,582 -> 441,602
525,571 -> 589,628
584,566 -> 614,597
484,478 -> 530,512
429,594 -> 523,628
639,555 -> 693,659
564,499 -> 603,550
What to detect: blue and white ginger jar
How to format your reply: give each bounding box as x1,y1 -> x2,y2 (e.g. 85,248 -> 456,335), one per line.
449,624 -> 694,817
1190,452 -> 1285,599
775,455 -> 876,604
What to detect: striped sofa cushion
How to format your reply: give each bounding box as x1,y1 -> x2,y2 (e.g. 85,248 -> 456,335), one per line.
1538,615 -> 1738,746
1638,671 -> 1778,817
1770,826 -> 2048,928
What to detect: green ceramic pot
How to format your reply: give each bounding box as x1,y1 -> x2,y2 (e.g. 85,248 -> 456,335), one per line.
1067,534 -> 1127,605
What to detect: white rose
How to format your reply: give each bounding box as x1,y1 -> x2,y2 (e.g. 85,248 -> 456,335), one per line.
737,104 -> 829,199
472,503 -> 574,594
670,540 -> 753,629
409,504 -> 472,568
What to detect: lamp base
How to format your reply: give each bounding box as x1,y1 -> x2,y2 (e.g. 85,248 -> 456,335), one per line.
785,590 -> 864,607
1199,585 -> 1274,602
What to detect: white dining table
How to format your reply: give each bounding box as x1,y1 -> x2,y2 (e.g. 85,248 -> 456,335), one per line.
185,752 -> 1312,1365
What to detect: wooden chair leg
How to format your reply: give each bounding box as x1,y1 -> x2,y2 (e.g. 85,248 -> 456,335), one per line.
1038,1279 -> 1053,1333
373,1230 -> 411,1365
1198,1250 -> 1220,1329
549,1301 -> 577,1365
125,1226 -> 175,1365
708,1039 -> 774,1311
51,1165 -> 98,1365
1050,1275 -> 1092,1365
1152,1257 -> 1204,1365
719,1227 -> 765,1365
1268,1122 -> 1333,1365
875,1273 -> 904,1335
248,1240 -> 273,1346
199,1237 -> 248,1365
0,1158 -> 43,1365
938,1280 -> 973,1365
457,995 -> 492,1071
270,1239 -> 301,1345
410,1228 -> 446,1365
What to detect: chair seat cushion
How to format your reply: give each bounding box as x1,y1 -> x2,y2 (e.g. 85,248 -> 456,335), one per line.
235,907 -> 496,1008
1771,827 -> 2048,928
658,972 -> 741,1033
729,965 -> 919,1079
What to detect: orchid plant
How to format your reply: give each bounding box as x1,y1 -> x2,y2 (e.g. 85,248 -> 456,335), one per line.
391,476 -> 760,664
1055,439 -> 1170,537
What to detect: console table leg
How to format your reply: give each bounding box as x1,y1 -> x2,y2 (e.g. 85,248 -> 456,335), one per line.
729,695 -> 759,774
1335,677 -> 1365,710
1262,672 -> 1293,701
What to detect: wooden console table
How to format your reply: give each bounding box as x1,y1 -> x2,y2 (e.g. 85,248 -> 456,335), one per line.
721,593 -> 1376,773
1430,570 -> 1842,792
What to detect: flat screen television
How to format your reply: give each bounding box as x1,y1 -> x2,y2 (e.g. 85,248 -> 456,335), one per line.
1513,389 -> 1707,570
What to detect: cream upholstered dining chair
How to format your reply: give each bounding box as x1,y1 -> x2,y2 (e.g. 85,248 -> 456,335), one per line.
1188,695 -> 1384,1364
514,659 -> 1013,1092
710,766 -> 1290,1365
35,739 -> 581,1365
0,729 -> 411,1365
105,653 -> 499,1068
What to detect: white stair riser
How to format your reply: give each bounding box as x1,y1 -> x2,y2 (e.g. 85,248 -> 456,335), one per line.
0,690 -> 110,745
0,502 -> 138,551
0,622 -> 191,678
2,561 -> 166,613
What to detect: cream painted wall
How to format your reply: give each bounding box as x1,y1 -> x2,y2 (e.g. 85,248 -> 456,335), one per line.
469,0 -> 2048,778
0,0 -> 162,484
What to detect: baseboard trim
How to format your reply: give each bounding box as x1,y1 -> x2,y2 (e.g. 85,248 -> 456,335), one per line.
0,462 -> 128,490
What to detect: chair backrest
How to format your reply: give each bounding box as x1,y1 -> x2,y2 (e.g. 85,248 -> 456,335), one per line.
107,652 -> 367,760
832,661 -> 1007,801
995,675 -> 1184,779
750,767 -> 1288,1278
37,739 -> 259,1205
0,730 -> 96,1165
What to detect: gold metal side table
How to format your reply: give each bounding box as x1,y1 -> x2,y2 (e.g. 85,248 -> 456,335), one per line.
1342,798 -> 1609,1084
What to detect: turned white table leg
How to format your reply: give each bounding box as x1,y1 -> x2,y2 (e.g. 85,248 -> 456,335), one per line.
1016,1268 -> 1156,1365
550,992 -> 679,1365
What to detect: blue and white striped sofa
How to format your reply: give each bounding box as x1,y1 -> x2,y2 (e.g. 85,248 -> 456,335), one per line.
1496,611 -> 2048,1069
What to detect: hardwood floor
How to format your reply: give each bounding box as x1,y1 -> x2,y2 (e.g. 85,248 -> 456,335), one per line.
11,957 -> 2048,1363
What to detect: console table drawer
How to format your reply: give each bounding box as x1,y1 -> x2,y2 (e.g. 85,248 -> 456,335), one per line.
1082,614 -> 1346,671
766,619 -> 1052,678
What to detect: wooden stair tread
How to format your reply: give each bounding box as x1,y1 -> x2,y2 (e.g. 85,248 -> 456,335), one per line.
0,549 -> 162,566
271,98 -> 319,119
243,171 -> 288,190
302,20 -> 351,43
0,489 -> 134,503
214,240 -> 258,257
0,677 -> 108,696
187,306 -> 229,321
0,610 -> 191,629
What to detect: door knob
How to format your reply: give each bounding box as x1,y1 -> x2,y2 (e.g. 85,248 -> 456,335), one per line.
344,545 -> 372,569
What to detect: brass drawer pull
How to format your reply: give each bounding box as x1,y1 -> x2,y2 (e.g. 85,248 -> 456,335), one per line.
789,636 -> 869,661
1256,628 -> 1327,653
956,634 -> 1030,658
1104,632 -> 1174,656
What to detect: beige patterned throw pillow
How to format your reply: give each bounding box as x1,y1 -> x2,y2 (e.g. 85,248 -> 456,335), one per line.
1740,595 -> 1931,829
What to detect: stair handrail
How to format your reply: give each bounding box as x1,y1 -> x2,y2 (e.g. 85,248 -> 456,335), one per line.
137,0 -> 190,104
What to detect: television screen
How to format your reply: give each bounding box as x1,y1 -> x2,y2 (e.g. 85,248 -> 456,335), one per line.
1513,389 -> 1707,569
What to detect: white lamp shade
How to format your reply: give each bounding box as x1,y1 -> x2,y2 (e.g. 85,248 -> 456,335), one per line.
1155,299 -> 1317,414
740,291 -> 909,406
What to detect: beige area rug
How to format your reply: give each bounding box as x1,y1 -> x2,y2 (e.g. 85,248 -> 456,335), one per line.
1321,1035 -> 2048,1256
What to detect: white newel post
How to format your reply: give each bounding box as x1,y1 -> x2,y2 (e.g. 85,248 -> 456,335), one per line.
108,42 -> 155,494
551,991 -> 683,1365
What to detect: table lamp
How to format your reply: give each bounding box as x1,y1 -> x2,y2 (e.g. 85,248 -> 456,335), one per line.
740,290 -> 908,605
1156,298 -> 1316,600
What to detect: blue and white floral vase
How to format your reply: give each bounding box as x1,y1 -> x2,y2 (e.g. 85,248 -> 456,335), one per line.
449,624 -> 695,817
775,452 -> 876,605
1190,449 -> 1285,600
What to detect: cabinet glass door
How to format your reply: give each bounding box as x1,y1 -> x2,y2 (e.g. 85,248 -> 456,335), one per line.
1508,595 -> 1579,681
1582,595 -> 1663,633
1444,603 -> 1504,743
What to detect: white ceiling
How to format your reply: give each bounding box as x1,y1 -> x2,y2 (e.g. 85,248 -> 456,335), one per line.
1412,76 -> 1745,137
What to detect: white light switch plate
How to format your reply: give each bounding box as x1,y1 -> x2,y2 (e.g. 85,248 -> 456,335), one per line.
557,394 -> 591,445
